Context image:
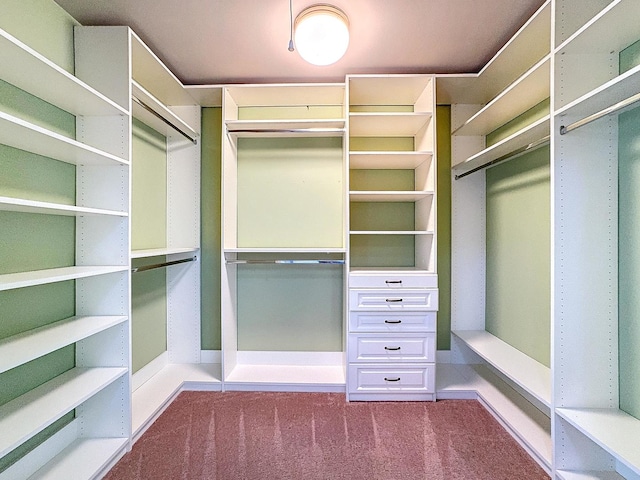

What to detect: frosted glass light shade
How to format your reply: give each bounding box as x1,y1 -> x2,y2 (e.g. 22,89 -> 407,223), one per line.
294,5 -> 349,66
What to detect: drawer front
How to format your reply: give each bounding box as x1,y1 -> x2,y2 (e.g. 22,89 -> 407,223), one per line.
349,273 -> 437,289
348,334 -> 436,363
349,289 -> 438,311
348,364 -> 435,393
349,311 -> 436,333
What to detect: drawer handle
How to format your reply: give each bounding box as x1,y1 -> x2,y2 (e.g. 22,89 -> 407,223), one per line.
384,377 -> 401,382
384,346 -> 401,351
385,280 -> 402,284
384,319 -> 402,324
385,298 -> 403,303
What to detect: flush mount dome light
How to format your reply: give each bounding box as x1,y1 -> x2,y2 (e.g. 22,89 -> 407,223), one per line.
294,4 -> 349,66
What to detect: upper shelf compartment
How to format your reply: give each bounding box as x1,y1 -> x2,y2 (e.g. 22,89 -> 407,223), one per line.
0,28 -> 127,117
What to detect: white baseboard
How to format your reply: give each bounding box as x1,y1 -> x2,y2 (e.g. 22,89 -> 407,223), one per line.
236,350 -> 343,366
436,350 -> 451,363
132,351 -> 168,391
200,349 -> 222,364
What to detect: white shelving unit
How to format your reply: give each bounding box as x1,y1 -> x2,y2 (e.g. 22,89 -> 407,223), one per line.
0,22 -> 131,479
221,83 -> 347,390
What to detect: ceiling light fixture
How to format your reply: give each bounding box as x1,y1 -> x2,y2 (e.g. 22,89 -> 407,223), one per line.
290,4 -> 349,66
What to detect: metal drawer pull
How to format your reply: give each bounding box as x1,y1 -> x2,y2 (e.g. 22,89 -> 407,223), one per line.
385,280 -> 402,284
384,346 -> 401,351
384,319 -> 402,324
385,298 -> 403,302
384,377 -> 401,382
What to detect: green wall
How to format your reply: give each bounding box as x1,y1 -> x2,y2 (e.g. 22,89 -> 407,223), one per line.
485,146 -> 551,367
0,0 -> 79,471
201,108 -> 222,350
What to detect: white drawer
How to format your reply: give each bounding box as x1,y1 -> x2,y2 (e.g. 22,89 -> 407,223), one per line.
348,333 -> 436,363
349,311 -> 436,333
348,364 -> 435,393
349,272 -> 437,289
349,288 -> 438,311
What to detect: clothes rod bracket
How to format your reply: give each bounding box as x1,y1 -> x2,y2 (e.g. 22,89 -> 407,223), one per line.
560,91 -> 640,135
132,256 -> 197,273
132,95 -> 198,145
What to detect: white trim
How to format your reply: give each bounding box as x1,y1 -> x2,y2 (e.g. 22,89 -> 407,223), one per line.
436,349 -> 451,363
132,351 -> 168,391
236,350 -> 344,366
200,350 -> 222,364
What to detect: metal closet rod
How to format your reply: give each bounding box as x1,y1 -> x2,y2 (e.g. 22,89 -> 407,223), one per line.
132,256 -> 197,273
226,259 -> 345,265
455,135 -> 550,180
132,95 -> 198,145
560,91 -> 640,135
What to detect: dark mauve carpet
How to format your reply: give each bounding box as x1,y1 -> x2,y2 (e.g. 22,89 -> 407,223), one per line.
105,391 -> 549,480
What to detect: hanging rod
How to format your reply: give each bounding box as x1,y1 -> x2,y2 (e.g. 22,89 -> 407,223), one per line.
132,95 -> 198,145
132,256 -> 196,273
226,259 -> 345,265
226,127 -> 345,135
455,135 -> 550,180
560,91 -> 640,135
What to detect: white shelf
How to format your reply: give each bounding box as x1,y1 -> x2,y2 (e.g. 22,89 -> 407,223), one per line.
348,75 -> 433,106
452,116 -> 550,176
225,363 -> 346,389
350,231 -> 434,235
225,119 -> 345,137
29,437 -> 129,480
556,408 -> 640,477
132,363 -> 221,439
131,247 -> 198,259
556,470 -> 625,480
0,266 -> 128,292
225,247 -> 346,254
0,196 -> 128,217
555,0 -> 640,54
224,83 -> 345,107
555,65 -> 640,120
0,315 -> 127,374
0,111 -> 129,167
453,56 -> 550,136
132,80 -> 198,141
0,28 -> 127,117
349,112 -> 431,136
349,151 -> 432,169
0,367 -> 127,458
452,330 -> 551,408
349,191 -> 434,202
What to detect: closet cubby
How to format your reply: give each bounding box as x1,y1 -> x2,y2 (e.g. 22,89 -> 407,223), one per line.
221,84 -> 347,389
0,23 -> 130,479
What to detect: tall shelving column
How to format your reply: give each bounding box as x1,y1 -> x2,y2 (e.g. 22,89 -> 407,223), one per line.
221,84 -> 347,391
0,26 -> 131,479
552,1 -> 640,478
346,75 -> 438,401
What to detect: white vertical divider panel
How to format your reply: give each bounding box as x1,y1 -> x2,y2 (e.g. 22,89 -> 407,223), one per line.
167,109 -> 201,363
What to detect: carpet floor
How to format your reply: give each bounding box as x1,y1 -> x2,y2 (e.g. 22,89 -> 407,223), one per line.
105,392 -> 549,480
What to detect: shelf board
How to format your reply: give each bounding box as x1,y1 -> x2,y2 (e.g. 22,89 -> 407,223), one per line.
0,111 -> 128,167
556,408 -> 640,477
225,247 -> 346,254
0,265 -> 128,292
453,55 -> 550,136
131,247 -> 198,259
556,470 -> 625,480
133,363 -> 222,439
349,151 -> 433,169
0,196 -> 128,217
555,0 -> 640,54
452,116 -> 550,175
0,367 -> 127,458
0,315 -> 127,374
226,119 -> 345,137
555,65 -> 640,121
349,112 -> 431,136
132,80 -> 199,141
225,363 -> 345,389
28,437 -> 129,480
349,191 -> 434,202
0,28 -> 127,117
224,83 -> 345,107
350,230 -> 434,235
348,75 -> 433,106
452,330 -> 551,408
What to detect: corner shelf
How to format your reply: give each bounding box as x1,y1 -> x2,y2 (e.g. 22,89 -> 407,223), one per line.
0,111 -> 129,167
0,367 -> 127,458
0,315 -> 128,374
0,29 -> 127,117
0,196 -> 128,217
0,266 -> 128,292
